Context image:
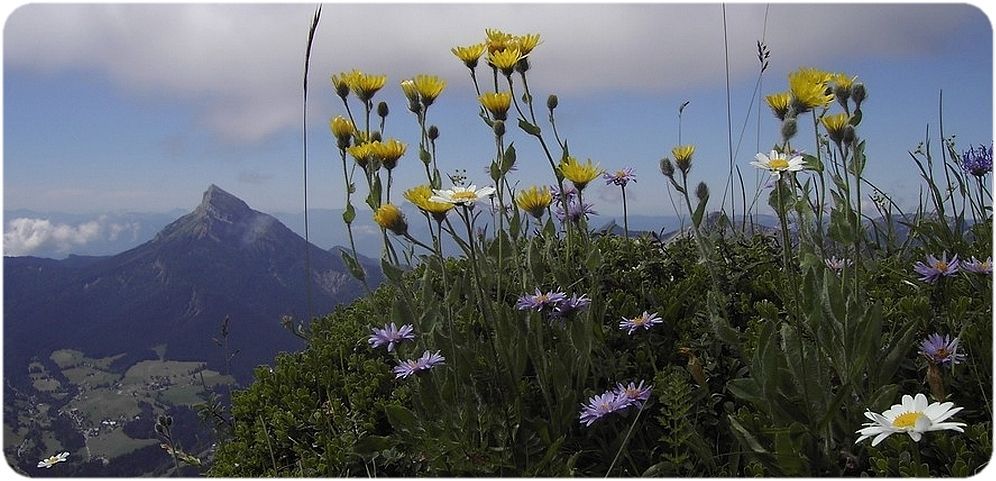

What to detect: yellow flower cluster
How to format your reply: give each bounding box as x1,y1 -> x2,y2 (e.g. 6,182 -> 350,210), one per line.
401,75 -> 447,108
452,29 -> 541,75
788,67 -> 835,112
347,138 -> 407,170
332,69 -> 388,103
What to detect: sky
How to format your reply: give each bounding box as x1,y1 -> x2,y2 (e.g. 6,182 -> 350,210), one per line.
2,2 -> 993,255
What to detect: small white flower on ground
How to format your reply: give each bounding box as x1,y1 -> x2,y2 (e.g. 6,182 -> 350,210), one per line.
37,451 -> 69,468
855,393 -> 966,446
750,150 -> 805,179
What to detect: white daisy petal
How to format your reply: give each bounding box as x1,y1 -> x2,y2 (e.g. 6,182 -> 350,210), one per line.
914,393 -> 929,412
871,431 -> 893,446
908,431 -> 923,442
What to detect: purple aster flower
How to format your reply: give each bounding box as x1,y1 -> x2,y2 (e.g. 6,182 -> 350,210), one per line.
613,380 -> 653,409
919,333 -> 967,367
961,256 -> 992,275
555,198 -> 597,223
552,294 -> 591,318
913,253 -> 960,283
825,256 -> 852,271
368,323 -> 416,352
515,288 -> 568,312
393,350 -> 445,379
603,168 -> 637,187
961,144 -> 992,177
550,184 -> 578,203
619,311 -> 663,335
579,391 -> 630,427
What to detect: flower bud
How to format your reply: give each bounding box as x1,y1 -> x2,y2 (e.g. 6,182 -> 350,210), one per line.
659,158 -> 675,178
493,120 -> 506,137
377,101 -> 389,118
842,125 -> 856,146
370,131 -> 382,142
373,203 -> 408,236
695,182 -> 709,202
547,94 -> 558,111
852,83 -> 866,106
781,118 -> 798,141
515,57 -> 530,74
427,125 -> 439,141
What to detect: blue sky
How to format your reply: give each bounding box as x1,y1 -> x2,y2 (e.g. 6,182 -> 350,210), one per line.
2,3 -> 993,237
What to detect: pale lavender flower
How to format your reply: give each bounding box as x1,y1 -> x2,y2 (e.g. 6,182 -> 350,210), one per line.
961,144 -> 992,177
368,323 -> 416,352
913,253 -> 960,283
555,198 -> 597,223
619,311 -> 663,335
579,391 -> 630,427
613,380 -> 653,409
550,184 -> 578,203
961,256 -> 992,275
515,288 -> 567,312
553,294 -> 591,318
603,168 -> 637,187
825,256 -> 853,271
393,350 -> 445,379
919,334 -> 966,367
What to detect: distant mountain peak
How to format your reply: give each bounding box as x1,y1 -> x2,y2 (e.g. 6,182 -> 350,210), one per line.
196,184 -> 252,222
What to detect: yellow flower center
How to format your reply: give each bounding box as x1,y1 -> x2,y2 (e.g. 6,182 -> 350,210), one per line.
934,261 -> 949,271
892,411 -> 924,429
631,315 -> 648,327
452,191 -> 478,202
769,158 -> 789,170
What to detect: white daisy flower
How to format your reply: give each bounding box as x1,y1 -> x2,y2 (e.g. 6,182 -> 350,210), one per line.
855,393 -> 966,446
750,150 -> 805,179
428,184 -> 496,206
37,451 -> 69,468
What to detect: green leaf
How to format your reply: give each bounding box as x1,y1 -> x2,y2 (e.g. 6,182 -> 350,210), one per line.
342,203 -> 355,224
728,414 -> 769,454
501,143 -> 517,174
518,119 -> 542,136
340,250 -> 365,281
692,191 -> 709,229
419,147 -> 431,164
353,435 -> 395,455
384,404 -> 417,432
381,258 -> 405,285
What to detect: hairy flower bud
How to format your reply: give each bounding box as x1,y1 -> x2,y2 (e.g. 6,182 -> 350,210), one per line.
427,125 -> 439,141
493,120 -> 506,137
547,94 -> 559,111
695,182 -> 709,202
515,57 -> 531,74
781,118 -> 798,141
377,101 -> 389,118
852,83 -> 866,106
370,131 -> 383,142
842,125 -> 856,146
659,158 -> 675,178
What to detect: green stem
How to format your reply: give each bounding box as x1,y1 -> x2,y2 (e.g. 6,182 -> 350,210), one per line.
605,401 -> 647,477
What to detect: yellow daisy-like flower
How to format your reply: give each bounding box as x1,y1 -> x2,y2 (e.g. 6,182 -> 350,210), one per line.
485,28 -> 515,53
821,112 -> 851,143
479,91 -> 512,120
671,144 -> 695,173
489,48 -> 522,75
515,34 -> 542,55
329,116 -> 354,141
833,72 -> 857,90
404,184 -> 454,220
330,71 -> 358,98
400,79 -> 419,103
788,67 -> 834,112
515,185 -> 553,219
371,138 -> 407,170
765,91 -> 793,120
560,157 -> 604,191
451,43 -> 487,69
347,142 -> 375,168
348,71 -> 387,102
412,75 -> 446,106
373,203 -> 408,235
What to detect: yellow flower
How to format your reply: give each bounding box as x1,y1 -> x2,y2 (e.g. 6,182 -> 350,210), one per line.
330,71 -> 358,98
347,71 -> 387,102
373,203 -> 408,235
329,115 -> 354,140
515,186 -> 553,219
489,48 -> 522,75
451,43 -> 487,69
347,142 -> 374,168
485,28 -> 515,53
788,67 -> 834,112
832,72 -> 857,90
765,91 -> 792,120
821,112 -> 851,143
671,144 -> 695,173
412,75 -> 446,106
560,157 -> 604,190
479,91 -> 512,120
515,34 -> 541,55
404,184 -> 454,220
400,79 -> 419,103
371,138 -> 407,170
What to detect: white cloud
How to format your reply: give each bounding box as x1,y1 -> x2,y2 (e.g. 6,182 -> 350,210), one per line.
4,3 -> 981,142
3,216 -> 140,256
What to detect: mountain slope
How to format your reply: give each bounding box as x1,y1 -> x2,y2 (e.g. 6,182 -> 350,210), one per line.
4,185 -> 380,381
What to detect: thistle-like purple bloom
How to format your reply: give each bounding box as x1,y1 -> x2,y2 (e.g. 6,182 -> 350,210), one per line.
825,256 -> 852,271
515,289 -> 568,312
393,350 -> 445,379
555,198 -> 597,223
962,256 -> 992,275
603,168 -> 637,187
920,333 -> 967,367
619,311 -> 663,335
913,253 -> 960,283
368,323 -> 416,352
961,144 -> 992,177
613,380 -> 653,408
553,294 -> 592,318
579,391 -> 630,427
